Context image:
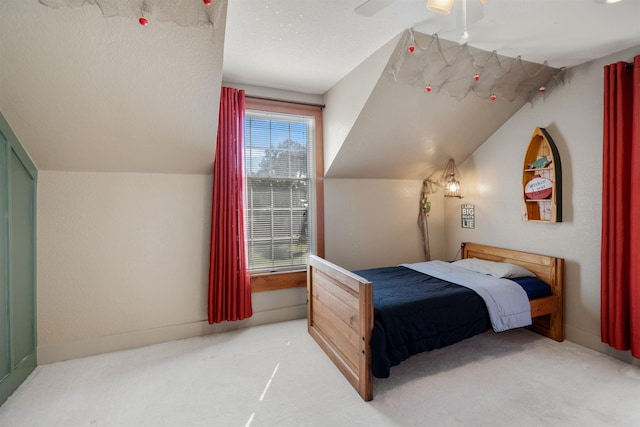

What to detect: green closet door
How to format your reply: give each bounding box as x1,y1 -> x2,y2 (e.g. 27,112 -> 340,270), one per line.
0,114 -> 37,406
9,148 -> 37,369
0,131 -> 8,392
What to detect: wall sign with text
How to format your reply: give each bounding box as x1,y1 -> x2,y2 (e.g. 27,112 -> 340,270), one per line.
461,204 -> 475,229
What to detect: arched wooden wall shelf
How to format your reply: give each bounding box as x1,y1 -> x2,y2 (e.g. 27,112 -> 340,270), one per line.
522,127 -> 562,223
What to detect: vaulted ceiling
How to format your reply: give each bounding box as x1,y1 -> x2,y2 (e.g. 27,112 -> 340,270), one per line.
225,0 -> 640,94
1,0 -> 640,178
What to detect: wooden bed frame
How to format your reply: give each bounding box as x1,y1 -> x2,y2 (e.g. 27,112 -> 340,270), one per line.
306,242 -> 564,401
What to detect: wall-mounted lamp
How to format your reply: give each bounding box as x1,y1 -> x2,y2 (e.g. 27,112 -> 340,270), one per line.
423,158 -> 463,198
444,172 -> 462,198
419,158 -> 463,260
440,159 -> 463,198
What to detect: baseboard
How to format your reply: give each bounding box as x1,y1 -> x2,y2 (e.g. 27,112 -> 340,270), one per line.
565,324 -> 640,367
37,304 -> 307,364
565,324 -> 603,351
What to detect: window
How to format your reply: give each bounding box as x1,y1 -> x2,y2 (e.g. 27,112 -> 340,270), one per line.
244,98 -> 324,277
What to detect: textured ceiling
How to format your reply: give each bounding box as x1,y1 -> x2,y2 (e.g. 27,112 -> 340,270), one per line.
224,0 -> 640,95
223,0 -> 640,181
0,0 -> 226,174
2,0 -> 640,176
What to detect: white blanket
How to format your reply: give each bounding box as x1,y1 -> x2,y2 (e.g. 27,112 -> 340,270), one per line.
400,260 -> 532,332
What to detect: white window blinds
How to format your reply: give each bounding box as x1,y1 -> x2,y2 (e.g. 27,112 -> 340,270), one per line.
244,110 -> 315,272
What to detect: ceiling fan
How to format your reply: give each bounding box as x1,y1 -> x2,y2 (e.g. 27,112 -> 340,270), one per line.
355,0 -> 488,17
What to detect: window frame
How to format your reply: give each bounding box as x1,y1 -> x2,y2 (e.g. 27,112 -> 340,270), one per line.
244,97 -> 324,292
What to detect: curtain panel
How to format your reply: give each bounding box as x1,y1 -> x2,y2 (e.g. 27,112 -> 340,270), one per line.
601,55 -> 640,356
208,87 -> 252,324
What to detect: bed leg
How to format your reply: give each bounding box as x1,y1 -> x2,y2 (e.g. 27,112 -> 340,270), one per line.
529,313 -> 564,342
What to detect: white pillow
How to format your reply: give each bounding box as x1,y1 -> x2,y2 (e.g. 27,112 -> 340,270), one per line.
452,258 -> 535,279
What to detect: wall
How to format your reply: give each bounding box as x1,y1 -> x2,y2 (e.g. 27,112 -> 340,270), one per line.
37,172 -> 306,363
446,45 -> 640,365
322,35 -> 400,175
324,179 -> 445,269
36,84 -> 325,364
320,33 -> 449,269
33,45 -> 640,365
32,79 -> 450,365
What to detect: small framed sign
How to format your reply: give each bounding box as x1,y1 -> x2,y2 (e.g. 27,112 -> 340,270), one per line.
461,203 -> 475,229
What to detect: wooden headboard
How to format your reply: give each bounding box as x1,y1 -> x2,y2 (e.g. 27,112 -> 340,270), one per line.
462,242 -> 564,341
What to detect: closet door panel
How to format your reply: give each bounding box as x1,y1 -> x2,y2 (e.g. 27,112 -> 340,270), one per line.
0,113 -> 37,406
0,135 -> 9,383
9,149 -> 36,366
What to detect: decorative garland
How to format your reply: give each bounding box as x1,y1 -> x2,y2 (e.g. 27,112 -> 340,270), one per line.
389,29 -> 566,103
38,0 -> 222,28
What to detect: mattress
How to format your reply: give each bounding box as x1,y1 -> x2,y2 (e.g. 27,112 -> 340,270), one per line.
353,265 -> 552,378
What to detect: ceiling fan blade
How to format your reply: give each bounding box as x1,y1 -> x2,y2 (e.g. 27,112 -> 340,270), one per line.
355,0 -> 395,17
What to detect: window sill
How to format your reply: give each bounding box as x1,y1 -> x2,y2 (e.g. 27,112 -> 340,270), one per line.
250,270 -> 307,293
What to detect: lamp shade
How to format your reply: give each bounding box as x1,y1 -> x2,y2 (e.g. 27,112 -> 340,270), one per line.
444,173 -> 462,198
437,159 -> 463,198
426,0 -> 454,14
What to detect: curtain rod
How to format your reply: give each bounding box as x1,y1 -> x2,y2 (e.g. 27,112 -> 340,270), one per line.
245,95 -> 325,109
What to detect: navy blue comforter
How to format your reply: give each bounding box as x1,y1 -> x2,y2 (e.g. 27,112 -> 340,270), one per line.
354,266 -> 491,378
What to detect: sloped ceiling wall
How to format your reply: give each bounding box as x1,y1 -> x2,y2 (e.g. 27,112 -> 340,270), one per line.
322,34 -> 402,173
2,2 -> 546,180
0,0 -> 226,174
324,30 -> 530,181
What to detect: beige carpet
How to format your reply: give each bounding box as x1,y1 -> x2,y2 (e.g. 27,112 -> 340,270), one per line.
1,319 -> 639,426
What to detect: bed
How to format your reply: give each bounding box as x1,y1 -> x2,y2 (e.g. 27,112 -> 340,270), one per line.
306,242 -> 564,401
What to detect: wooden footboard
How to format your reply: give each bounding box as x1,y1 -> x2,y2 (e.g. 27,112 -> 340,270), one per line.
307,255 -> 374,401
308,243 -> 565,401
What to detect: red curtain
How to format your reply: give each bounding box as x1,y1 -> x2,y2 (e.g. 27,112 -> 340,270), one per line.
208,87 -> 252,324
601,55 -> 640,356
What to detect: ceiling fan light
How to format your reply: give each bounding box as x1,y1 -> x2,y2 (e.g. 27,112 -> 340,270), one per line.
426,0 -> 454,14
